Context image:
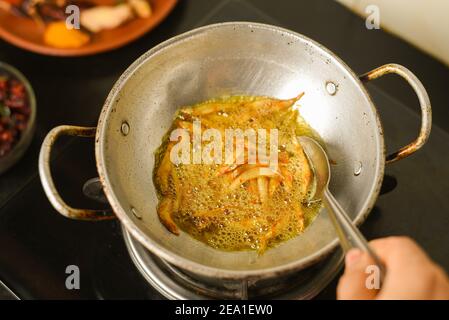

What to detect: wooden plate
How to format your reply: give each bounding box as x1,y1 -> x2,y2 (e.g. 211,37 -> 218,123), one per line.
0,0 -> 177,56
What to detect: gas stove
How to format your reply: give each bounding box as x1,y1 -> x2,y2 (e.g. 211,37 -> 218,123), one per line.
122,227 -> 344,300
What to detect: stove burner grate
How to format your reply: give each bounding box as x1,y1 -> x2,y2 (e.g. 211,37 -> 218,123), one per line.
122,227 -> 344,300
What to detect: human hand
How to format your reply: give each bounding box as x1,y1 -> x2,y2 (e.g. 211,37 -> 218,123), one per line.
337,236 -> 449,300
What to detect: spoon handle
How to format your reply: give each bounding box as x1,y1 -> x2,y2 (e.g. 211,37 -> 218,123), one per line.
323,188 -> 386,283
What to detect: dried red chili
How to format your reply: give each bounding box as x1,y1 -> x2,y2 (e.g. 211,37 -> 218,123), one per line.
0,74 -> 30,157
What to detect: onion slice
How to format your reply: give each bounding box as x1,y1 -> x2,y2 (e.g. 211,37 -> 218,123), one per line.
257,177 -> 269,203
229,167 -> 281,190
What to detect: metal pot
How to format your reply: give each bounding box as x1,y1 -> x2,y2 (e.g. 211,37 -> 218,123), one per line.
39,22 -> 431,280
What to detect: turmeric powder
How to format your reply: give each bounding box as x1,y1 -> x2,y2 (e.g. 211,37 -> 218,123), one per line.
43,21 -> 90,49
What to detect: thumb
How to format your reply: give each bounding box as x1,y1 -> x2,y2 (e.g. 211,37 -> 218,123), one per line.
337,249 -> 378,300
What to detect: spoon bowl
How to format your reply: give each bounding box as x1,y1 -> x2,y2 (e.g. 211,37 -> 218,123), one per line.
297,136 -> 330,202
298,135 -> 386,282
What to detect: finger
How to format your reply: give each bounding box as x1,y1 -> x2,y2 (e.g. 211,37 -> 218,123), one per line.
369,236 -> 442,300
337,249 -> 378,300
432,265 -> 449,300
369,236 -> 430,269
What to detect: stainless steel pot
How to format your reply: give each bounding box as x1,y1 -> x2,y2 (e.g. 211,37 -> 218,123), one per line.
39,22 -> 431,280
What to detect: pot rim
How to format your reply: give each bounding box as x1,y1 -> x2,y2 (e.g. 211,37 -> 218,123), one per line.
95,22 -> 385,279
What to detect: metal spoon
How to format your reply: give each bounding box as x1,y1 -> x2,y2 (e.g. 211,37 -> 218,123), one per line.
298,136 -> 386,281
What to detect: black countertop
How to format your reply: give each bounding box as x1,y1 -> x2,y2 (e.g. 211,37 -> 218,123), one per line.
0,0 -> 448,299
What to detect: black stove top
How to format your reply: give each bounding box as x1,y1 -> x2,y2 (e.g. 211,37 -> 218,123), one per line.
0,0 -> 448,300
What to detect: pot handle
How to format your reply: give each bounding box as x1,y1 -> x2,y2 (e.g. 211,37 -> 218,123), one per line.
359,63 -> 431,164
38,125 -> 115,221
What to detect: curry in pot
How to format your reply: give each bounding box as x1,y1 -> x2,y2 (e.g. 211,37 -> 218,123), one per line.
153,93 -> 322,253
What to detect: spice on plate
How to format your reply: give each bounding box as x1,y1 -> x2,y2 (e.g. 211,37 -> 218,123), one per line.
80,3 -> 133,33
0,73 -> 31,157
128,0 -> 152,18
3,0 -> 154,48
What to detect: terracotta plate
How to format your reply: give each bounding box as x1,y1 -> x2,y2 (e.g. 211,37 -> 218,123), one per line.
0,0 -> 177,56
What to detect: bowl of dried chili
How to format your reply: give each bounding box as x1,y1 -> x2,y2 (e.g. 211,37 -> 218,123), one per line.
0,62 -> 36,174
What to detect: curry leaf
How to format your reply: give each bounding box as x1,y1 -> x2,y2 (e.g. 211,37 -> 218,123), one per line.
0,103 -> 11,118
